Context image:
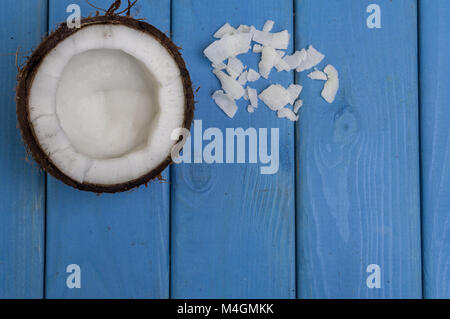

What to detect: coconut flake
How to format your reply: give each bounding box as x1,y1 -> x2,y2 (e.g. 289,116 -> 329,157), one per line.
237,70 -> 248,86
282,49 -> 307,71
253,30 -> 290,50
296,45 -> 325,72
321,64 -> 339,103
247,105 -> 255,113
287,84 -> 303,105
277,108 -> 299,122
226,56 -> 244,79
247,68 -> 261,82
308,68 -> 328,81
237,25 -> 256,37
253,44 -> 263,53
214,23 -> 237,38
247,87 -> 258,108
259,84 -> 291,111
213,69 -> 245,99
275,58 -> 290,72
262,20 -> 275,32
212,90 -> 238,118
204,33 -> 252,64
259,46 -> 282,79
294,100 -> 303,113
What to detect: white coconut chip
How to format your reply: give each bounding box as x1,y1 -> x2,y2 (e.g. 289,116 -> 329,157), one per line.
287,84 -> 303,105
212,90 -> 238,118
237,25 -> 256,37
247,87 -> 258,109
277,107 -> 299,122
259,46 -> 282,79
294,100 -> 303,113
282,49 -> 307,71
214,23 -> 237,39
212,62 -> 227,70
253,44 -> 263,53
321,64 -> 339,103
296,45 -> 325,72
247,68 -> 261,82
259,84 -> 291,111
308,68 -> 328,80
247,105 -> 255,113
237,70 -> 248,86
253,30 -> 290,50
262,20 -> 275,32
275,58 -> 291,72
226,56 -> 244,79
204,33 -> 252,65
213,69 -> 245,99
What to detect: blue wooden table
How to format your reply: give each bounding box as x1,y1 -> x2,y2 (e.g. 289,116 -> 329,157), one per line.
0,0 -> 448,299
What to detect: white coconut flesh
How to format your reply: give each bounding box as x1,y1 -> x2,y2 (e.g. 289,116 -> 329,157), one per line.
29,24 -> 185,185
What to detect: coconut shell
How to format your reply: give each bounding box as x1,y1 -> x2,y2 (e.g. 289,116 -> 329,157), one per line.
16,15 -> 195,193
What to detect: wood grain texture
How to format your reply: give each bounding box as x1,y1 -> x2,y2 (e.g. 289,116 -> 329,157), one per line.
419,0 -> 450,299
0,0 -> 47,299
171,0 -> 296,298
295,0 -> 422,298
45,0 -> 170,298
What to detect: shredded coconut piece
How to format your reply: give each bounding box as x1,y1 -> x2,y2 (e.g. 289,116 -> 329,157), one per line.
237,70 -> 248,86
259,46 -> 282,79
204,33 -> 252,64
275,58 -> 290,72
247,105 -> 255,113
287,84 -> 303,105
296,45 -> 325,72
294,100 -> 303,113
277,107 -> 299,122
247,68 -> 260,82
308,68 -> 328,81
253,44 -> 263,53
259,84 -> 291,111
253,30 -> 290,50
282,49 -> 307,71
247,87 -> 258,108
262,20 -> 275,32
214,23 -> 237,39
321,64 -> 339,103
213,69 -> 245,100
237,25 -> 256,37
227,57 -> 244,79
212,90 -> 238,118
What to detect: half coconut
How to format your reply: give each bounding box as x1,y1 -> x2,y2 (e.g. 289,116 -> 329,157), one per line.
16,15 -> 194,193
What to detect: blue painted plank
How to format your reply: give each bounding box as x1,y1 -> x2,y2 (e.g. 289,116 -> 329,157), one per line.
419,0 -> 450,299
171,0 -> 296,298
295,0 -> 421,298
45,0 -> 170,298
0,0 -> 47,299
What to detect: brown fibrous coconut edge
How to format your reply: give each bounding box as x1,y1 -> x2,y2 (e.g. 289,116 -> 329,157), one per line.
16,15 -> 195,194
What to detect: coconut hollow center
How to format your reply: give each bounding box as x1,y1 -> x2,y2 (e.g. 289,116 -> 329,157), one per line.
56,49 -> 159,160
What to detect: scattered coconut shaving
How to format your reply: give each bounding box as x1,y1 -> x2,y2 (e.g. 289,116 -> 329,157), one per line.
205,20 -> 339,122
294,100 -> 303,113
278,107 -> 299,122
287,84 -> 303,105
204,33 -> 252,65
247,68 -> 260,82
213,90 -> 238,118
259,46 -> 282,79
321,64 -> 339,104
213,69 -> 245,100
259,84 -> 292,111
226,56 -> 244,79
308,68 -> 328,81
214,23 -> 237,39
